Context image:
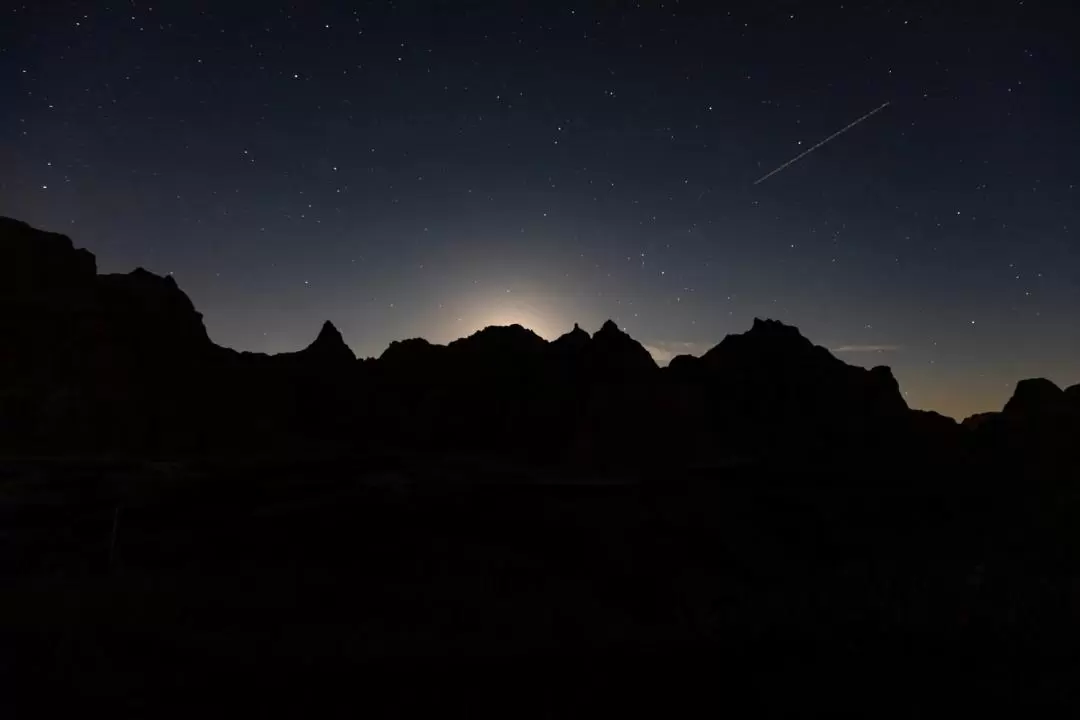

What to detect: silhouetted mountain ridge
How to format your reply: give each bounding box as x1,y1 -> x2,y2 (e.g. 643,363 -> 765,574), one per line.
1,216 -> 1075,476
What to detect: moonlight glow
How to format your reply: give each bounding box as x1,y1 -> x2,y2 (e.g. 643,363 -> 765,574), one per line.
2,3 -> 1076,420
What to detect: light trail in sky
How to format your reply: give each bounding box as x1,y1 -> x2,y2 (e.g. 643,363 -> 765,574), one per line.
753,101 -> 891,185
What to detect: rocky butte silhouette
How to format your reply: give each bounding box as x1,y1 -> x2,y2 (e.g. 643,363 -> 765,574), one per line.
4,216 -> 1080,716
2,214 -> 1078,475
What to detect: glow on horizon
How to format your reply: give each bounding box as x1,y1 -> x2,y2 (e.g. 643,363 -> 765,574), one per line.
449,288 -> 576,342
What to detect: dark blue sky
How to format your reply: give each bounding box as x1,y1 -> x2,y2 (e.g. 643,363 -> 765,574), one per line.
3,0 -> 1078,418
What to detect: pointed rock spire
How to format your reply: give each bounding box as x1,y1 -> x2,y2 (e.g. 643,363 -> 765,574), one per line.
304,320 -> 356,363
587,319 -> 657,377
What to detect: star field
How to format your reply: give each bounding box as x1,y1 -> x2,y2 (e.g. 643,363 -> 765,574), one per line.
2,1 -> 1078,419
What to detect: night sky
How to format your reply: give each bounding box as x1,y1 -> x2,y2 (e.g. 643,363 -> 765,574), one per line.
2,1 -> 1078,419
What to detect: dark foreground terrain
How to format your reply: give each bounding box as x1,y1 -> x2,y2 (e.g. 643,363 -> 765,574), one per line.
4,454 -> 1080,716
3,216 -> 1080,714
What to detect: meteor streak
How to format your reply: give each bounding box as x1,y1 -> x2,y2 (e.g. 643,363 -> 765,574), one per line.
753,101 -> 891,185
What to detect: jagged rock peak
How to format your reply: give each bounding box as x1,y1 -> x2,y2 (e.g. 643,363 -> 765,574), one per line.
1003,378 -> 1064,416
449,324 -> 547,352
597,319 -> 622,336
703,317 -> 814,364
306,320 -> 356,362
103,267 -> 197,306
314,319 -> 345,344
464,323 -> 542,340
0,215 -> 98,290
551,322 -> 591,358
378,336 -> 442,364
587,319 -> 658,374
95,267 -> 213,351
557,322 -> 590,340
385,336 -> 434,350
746,317 -> 810,343
593,319 -> 646,347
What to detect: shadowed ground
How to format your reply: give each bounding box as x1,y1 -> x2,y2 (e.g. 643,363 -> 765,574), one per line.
4,456 -> 1079,716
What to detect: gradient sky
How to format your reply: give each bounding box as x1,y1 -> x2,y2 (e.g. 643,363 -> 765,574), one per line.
2,1 -> 1078,419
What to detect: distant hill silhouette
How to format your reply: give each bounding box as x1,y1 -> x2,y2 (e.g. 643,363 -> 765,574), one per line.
1,215 -> 1076,477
